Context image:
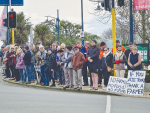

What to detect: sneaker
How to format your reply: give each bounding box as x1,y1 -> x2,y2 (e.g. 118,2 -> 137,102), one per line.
102,86 -> 107,90
50,84 -> 56,87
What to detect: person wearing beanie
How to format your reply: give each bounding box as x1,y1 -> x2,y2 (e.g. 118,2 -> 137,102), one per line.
71,46 -> 85,90
87,40 -> 100,90
37,45 -> 49,86
44,48 -> 56,87
23,46 -> 32,84
113,47 -> 127,78
62,46 -> 74,89
98,41 -> 106,87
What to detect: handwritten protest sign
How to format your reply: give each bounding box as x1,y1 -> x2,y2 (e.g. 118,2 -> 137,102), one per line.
126,71 -> 146,96
107,71 -> 146,96
107,76 -> 128,94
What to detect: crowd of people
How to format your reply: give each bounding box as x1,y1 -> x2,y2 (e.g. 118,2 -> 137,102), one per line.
0,39 -> 142,90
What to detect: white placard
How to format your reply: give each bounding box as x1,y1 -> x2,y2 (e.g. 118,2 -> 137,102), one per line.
107,76 -> 128,94
126,71 -> 146,96
80,31 -> 84,37
34,65 -> 41,72
107,71 -> 146,96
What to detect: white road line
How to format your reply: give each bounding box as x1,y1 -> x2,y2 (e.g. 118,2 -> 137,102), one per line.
106,95 -> 111,113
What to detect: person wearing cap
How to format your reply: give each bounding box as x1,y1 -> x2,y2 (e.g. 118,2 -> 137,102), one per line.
100,47 -> 113,90
3,45 -> 11,78
57,49 -> 65,86
87,40 -> 100,90
23,46 -> 32,84
128,45 -> 141,70
98,42 -> 106,87
111,40 -> 126,53
44,48 -> 56,87
62,46 -> 74,89
71,46 -> 86,90
113,47 -> 127,78
37,45 -> 49,86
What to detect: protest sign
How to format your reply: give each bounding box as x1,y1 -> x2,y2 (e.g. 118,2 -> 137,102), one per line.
34,65 -> 41,72
126,71 -> 146,96
107,76 -> 128,94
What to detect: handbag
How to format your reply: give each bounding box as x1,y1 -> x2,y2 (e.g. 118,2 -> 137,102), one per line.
104,59 -> 114,72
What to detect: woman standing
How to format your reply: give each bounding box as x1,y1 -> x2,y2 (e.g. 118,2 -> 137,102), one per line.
128,45 -> 141,70
113,47 -> 127,78
100,48 -> 113,90
16,48 -> 25,83
6,45 -> 16,80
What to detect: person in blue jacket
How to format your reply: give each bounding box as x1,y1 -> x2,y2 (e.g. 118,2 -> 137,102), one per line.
100,47 -> 113,90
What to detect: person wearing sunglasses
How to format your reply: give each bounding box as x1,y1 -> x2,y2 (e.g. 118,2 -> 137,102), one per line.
100,47 -> 113,90
113,47 -> 127,78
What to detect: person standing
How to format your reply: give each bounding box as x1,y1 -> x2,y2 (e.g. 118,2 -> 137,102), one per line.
128,45 -> 141,70
23,46 -> 32,84
44,49 -> 55,87
0,45 -> 4,66
98,42 -> 106,87
87,40 -> 100,90
111,40 -> 126,53
29,45 -> 35,83
71,46 -> 85,90
37,45 -> 49,86
16,48 -> 25,83
113,47 -> 127,78
124,42 -> 133,69
6,45 -> 16,80
62,46 -> 74,89
100,48 -> 113,90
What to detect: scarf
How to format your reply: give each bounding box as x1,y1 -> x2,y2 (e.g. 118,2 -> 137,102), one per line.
103,51 -> 110,58
116,51 -> 122,58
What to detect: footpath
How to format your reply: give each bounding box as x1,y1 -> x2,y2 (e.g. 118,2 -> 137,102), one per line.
1,70 -> 150,98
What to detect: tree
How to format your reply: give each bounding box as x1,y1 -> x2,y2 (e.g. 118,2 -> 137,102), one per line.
9,12 -> 32,46
34,24 -> 52,47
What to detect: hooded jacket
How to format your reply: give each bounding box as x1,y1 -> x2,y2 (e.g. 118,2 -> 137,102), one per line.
16,53 -> 25,69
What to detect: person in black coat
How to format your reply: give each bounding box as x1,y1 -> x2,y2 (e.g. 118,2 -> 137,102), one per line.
100,48 -> 113,90
44,48 -> 56,87
86,40 -> 100,90
23,46 -> 31,84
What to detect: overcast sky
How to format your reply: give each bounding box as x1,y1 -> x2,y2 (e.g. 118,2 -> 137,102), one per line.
0,0 -> 111,46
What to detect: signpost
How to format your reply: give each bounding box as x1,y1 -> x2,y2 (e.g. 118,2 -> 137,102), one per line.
0,0 -> 23,6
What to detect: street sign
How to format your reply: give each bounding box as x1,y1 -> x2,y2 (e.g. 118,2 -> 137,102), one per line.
80,31 -> 84,38
0,0 -> 23,6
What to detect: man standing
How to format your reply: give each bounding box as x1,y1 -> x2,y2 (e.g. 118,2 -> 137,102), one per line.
124,42 -> 133,69
23,46 -> 32,84
111,40 -> 126,53
98,42 -> 106,86
87,40 -> 100,90
0,45 -> 4,66
71,46 -> 85,90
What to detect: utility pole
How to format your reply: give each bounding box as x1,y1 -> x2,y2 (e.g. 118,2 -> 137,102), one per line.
130,0 -> 134,43
81,0 -> 84,46
57,9 -> 60,42
112,0 -> 116,77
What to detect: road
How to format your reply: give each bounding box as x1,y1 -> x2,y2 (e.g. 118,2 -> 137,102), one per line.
0,76 -> 150,113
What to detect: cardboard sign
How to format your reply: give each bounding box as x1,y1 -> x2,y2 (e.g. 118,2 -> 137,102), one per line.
107,76 -> 128,94
126,71 -> 146,96
107,71 -> 146,96
34,65 -> 41,72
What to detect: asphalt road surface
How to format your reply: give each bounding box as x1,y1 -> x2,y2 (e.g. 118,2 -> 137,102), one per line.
0,76 -> 150,113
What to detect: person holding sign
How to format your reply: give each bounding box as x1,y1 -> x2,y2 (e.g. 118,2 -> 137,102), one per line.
128,45 -> 141,70
100,48 -> 113,90
113,47 -> 127,78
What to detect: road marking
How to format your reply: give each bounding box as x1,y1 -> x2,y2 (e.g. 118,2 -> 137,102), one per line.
106,95 -> 111,113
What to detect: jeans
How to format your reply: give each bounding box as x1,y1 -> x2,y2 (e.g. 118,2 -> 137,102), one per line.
30,63 -> 35,81
82,62 -> 88,84
41,66 -> 49,85
24,65 -> 31,82
19,69 -> 24,82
